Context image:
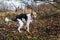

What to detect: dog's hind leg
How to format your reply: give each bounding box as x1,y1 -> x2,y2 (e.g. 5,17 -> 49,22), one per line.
17,19 -> 23,32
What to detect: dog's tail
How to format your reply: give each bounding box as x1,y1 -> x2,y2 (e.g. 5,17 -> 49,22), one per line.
5,17 -> 17,22
5,17 -> 12,22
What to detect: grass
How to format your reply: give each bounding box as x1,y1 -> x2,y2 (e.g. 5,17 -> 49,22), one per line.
0,3 -> 60,40
0,11 -> 60,40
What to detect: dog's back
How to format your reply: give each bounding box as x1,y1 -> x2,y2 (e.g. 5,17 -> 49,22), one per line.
12,13 -> 28,22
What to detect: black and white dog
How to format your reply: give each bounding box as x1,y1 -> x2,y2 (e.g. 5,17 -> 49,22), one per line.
5,12 -> 37,32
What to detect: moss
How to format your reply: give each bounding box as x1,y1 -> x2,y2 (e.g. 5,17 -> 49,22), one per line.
32,35 -> 38,40
56,10 -> 60,12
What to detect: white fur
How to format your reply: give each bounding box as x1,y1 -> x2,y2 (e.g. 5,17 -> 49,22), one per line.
5,17 -> 12,22
26,14 -> 32,32
17,19 -> 23,32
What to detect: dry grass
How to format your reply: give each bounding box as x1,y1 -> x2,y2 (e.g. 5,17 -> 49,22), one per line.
0,3 -> 60,40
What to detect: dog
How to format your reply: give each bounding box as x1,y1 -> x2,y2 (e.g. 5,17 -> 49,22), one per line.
5,12 -> 37,32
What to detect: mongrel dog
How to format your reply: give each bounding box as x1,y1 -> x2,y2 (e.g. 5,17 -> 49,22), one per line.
5,12 -> 37,33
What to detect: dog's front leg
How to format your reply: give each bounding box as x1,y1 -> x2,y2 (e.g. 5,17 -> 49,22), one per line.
26,22 -> 30,32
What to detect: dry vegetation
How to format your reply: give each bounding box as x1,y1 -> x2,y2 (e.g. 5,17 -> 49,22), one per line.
0,3 -> 60,40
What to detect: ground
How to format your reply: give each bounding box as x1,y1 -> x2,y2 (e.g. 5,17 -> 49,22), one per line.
0,3 -> 60,40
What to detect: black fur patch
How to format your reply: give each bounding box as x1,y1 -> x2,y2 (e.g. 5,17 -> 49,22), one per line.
12,14 -> 28,21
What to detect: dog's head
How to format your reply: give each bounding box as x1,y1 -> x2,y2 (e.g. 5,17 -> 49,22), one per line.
31,11 -> 37,19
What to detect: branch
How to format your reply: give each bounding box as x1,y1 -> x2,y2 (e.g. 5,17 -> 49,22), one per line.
46,1 -> 60,10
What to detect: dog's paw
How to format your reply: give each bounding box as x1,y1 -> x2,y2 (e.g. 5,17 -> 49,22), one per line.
18,29 -> 22,33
